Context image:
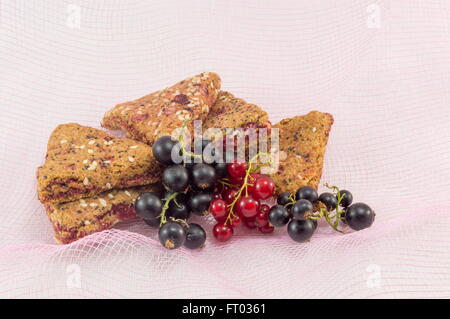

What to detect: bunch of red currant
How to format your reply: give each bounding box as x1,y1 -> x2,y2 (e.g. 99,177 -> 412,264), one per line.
209,158 -> 276,242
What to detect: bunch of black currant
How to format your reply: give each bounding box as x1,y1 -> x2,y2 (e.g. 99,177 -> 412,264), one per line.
134,135 -> 226,250
271,185 -> 375,243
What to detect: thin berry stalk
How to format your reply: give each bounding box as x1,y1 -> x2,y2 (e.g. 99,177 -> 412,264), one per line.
224,152 -> 273,225
159,192 -> 179,225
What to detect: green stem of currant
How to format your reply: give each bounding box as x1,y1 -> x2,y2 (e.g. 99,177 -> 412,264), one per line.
250,153 -> 274,173
173,196 -> 181,208
159,192 -> 179,226
169,217 -> 189,228
305,207 -> 339,232
177,119 -> 202,161
224,152 -> 274,226
322,183 -> 347,233
324,183 -> 340,194
284,194 -> 297,208
225,166 -> 251,225
218,179 -> 237,188
334,191 -> 346,229
302,184 -> 346,233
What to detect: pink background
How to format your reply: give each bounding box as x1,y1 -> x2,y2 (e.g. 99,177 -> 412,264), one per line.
1,0 -> 449,298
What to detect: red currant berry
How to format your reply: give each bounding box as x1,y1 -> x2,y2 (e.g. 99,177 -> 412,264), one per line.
236,196 -> 260,218
243,217 -> 257,229
210,199 -> 227,219
232,215 -> 242,227
252,173 -> 264,179
213,193 -> 222,200
255,211 -> 268,227
215,182 -> 227,194
213,223 -> 234,242
220,186 -> 229,198
259,224 -> 275,234
247,173 -> 263,194
227,160 -> 248,178
259,204 -> 270,215
214,214 -> 227,223
230,175 -> 244,186
252,176 -> 275,200
223,188 -> 238,204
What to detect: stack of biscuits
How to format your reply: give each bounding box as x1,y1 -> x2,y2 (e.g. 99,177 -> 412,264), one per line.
37,72 -> 333,244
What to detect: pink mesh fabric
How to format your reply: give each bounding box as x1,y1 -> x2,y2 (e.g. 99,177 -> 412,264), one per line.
1,0 -> 449,298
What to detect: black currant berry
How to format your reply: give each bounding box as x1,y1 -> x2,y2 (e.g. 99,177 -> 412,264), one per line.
338,190 -> 353,207
188,192 -> 213,216
158,221 -> 186,249
144,217 -> 160,228
295,186 -> 318,203
291,199 -> 313,220
318,192 -> 338,211
162,165 -> 189,192
135,192 -> 162,219
340,208 -> 347,224
191,163 -> 217,190
287,219 -> 316,243
184,223 -> 206,249
163,191 -> 187,202
277,192 -> 292,206
152,136 -> 178,165
167,200 -> 191,220
191,184 -> 215,193
182,157 -> 195,171
345,203 -> 374,231
214,162 -> 228,178
268,205 -> 291,227
162,192 -> 190,220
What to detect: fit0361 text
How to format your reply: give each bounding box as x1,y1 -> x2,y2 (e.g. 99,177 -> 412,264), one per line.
226,303 -> 265,314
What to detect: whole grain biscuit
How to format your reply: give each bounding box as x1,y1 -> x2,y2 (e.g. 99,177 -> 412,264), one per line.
101,72 -> 221,145
45,184 -> 162,244
270,111 -> 333,194
203,91 -> 270,133
37,123 -> 161,204
201,91 -> 271,161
